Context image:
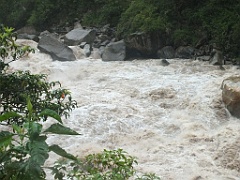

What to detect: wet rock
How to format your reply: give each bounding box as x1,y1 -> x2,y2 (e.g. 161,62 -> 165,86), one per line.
16,26 -> 40,42
209,48 -> 224,66
157,46 -> 175,59
38,35 -> 76,61
64,28 -> 96,46
221,76 -> 240,118
102,40 -> 126,61
124,32 -> 165,57
175,46 -> 196,59
83,44 -> 91,57
161,59 -> 170,66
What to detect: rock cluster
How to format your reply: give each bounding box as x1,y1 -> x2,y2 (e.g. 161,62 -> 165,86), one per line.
15,24 -> 234,63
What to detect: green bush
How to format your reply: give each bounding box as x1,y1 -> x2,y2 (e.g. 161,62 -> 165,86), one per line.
0,100 -> 80,179
117,0 -> 168,37
0,27 -> 77,125
82,0 -> 129,27
52,149 -> 161,180
0,26 -> 80,179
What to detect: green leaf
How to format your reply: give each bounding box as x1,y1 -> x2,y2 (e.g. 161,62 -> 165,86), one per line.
44,123 -> 81,135
0,112 -> 21,122
28,136 -> 49,166
12,124 -> 22,134
20,158 -> 46,179
29,122 -> 43,139
49,144 -> 77,160
0,131 -> 13,147
27,96 -> 33,113
40,109 -> 62,124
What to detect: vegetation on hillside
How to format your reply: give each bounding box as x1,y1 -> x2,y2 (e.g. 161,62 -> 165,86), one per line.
1,0 -> 239,57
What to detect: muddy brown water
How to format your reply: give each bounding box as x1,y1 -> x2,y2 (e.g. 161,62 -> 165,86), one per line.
5,40 -> 240,179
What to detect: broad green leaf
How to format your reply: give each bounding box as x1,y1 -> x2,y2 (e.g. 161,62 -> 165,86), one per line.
0,112 -> 21,122
40,109 -> 62,124
28,136 -> 49,166
44,123 -> 81,135
49,144 -> 77,160
21,158 -> 46,179
29,122 -> 43,139
0,131 -> 13,147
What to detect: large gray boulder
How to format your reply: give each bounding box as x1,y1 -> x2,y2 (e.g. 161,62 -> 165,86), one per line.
175,46 -> 196,59
221,76 -> 240,118
38,35 -> 76,61
102,40 -> 126,61
125,32 -> 165,57
157,46 -> 175,59
64,28 -> 96,46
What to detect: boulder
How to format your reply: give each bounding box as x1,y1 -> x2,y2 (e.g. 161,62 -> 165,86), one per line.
209,48 -> 224,65
16,26 -> 39,35
16,26 -> 40,42
124,32 -> 165,57
64,28 -> 96,46
38,35 -> 76,61
17,34 -> 39,42
83,44 -> 91,57
102,40 -> 126,61
157,46 -> 175,59
175,46 -> 196,59
221,76 -> 240,118
160,59 -> 170,66
39,30 -> 59,40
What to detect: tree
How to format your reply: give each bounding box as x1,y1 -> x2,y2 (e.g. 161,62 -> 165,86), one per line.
0,26 -> 80,179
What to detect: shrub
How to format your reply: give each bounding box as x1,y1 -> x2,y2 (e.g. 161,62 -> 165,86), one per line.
52,149 -> 161,180
0,25 -> 80,179
0,26 -> 77,125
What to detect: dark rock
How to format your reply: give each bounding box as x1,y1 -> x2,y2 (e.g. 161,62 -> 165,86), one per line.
83,44 -> 91,57
175,46 -> 196,59
64,28 -> 96,46
38,35 -> 76,61
124,32 -> 165,57
161,59 -> 170,66
17,34 -> 39,42
209,48 -> 224,66
16,26 -> 40,42
102,40 -> 126,61
157,46 -> 175,59
79,42 -> 87,48
39,31 -> 59,40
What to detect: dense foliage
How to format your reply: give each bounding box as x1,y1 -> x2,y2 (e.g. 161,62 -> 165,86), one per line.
1,0 -> 239,57
53,149 -> 161,180
0,26 -> 80,179
0,27 -> 77,125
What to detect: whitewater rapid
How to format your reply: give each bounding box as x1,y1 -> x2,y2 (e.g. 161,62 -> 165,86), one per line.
9,40 -> 240,179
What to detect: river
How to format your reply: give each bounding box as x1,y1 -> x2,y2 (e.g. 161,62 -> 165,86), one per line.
9,40 -> 240,179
